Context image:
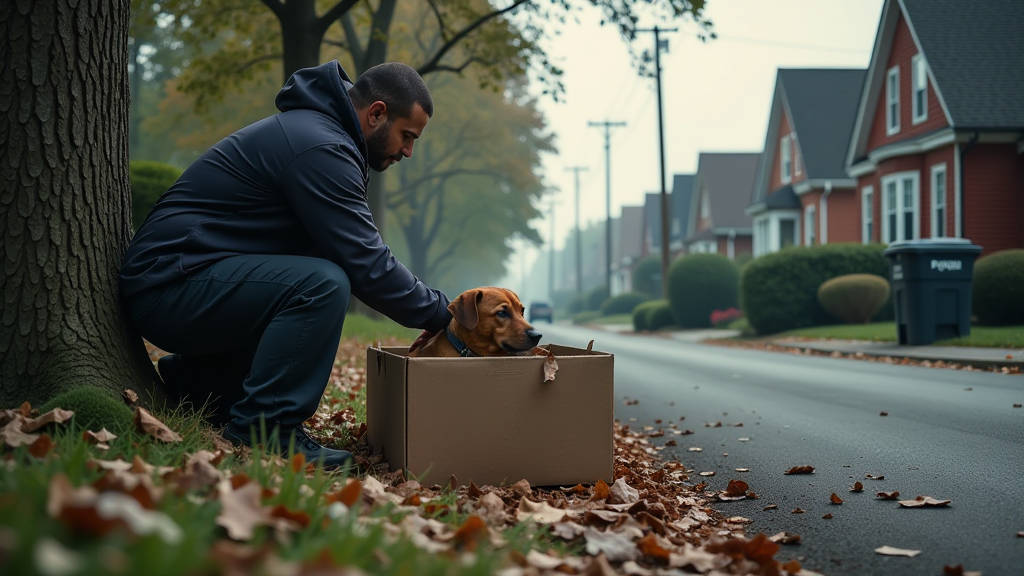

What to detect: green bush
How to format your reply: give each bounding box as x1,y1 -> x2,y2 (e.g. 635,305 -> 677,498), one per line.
600,292 -> 651,316
973,249 -> 1024,326
585,285 -> 609,311
668,254 -> 739,328
632,255 -> 663,297
632,299 -> 662,331
571,310 -> 602,325
741,243 -> 892,335
38,387 -> 135,432
130,160 -> 182,231
567,294 -> 588,314
645,300 -> 675,331
550,289 -> 576,312
817,274 -> 891,324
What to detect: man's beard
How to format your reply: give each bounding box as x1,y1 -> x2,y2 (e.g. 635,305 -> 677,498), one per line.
366,119 -> 399,173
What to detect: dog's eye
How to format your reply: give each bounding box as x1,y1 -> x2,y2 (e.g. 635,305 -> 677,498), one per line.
496,310 -> 510,319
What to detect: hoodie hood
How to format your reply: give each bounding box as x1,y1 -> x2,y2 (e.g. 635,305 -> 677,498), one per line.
275,61 -> 366,155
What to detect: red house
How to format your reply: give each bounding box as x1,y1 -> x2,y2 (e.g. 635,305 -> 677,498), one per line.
846,0 -> 1024,255
748,69 -> 866,256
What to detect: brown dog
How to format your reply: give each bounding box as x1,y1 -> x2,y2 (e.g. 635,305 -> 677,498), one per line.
409,287 -> 543,357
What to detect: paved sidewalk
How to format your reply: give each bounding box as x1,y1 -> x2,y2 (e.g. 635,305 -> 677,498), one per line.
772,338 -> 1024,369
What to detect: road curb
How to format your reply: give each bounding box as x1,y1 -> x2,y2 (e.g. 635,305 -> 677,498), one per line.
771,339 -> 1024,371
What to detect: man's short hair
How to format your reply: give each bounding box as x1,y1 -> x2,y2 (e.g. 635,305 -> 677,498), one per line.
349,62 -> 434,118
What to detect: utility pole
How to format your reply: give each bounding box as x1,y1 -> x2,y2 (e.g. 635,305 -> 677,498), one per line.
637,25 -> 677,299
541,199 -> 560,302
588,121 -> 626,298
564,166 -> 588,295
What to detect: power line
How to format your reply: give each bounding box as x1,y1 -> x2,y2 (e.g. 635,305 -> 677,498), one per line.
715,34 -> 869,55
587,121 -> 627,297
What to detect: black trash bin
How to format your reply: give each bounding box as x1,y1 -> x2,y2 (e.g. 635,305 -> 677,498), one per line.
883,239 -> 982,345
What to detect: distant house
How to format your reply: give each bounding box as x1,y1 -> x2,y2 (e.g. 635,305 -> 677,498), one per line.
686,153 -> 760,259
748,69 -> 866,256
642,174 -> 694,259
846,0 -> 1024,255
612,206 -> 645,294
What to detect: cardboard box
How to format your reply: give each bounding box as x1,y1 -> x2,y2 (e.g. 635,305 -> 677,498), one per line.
366,344 -> 614,488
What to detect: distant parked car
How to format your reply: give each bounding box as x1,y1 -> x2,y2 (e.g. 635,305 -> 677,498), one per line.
529,301 -> 554,323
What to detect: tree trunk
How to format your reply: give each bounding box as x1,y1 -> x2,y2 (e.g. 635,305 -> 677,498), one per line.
278,0 -> 323,83
0,0 -> 158,407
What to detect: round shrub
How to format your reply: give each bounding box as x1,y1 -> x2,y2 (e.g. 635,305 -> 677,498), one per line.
645,300 -> 675,331
567,294 -> 588,314
600,292 -> 651,316
668,254 -> 739,328
585,285 -> 609,311
130,160 -> 182,231
39,387 -> 134,432
817,274 -> 891,324
632,299 -> 663,331
571,310 -> 602,325
741,243 -> 892,335
973,249 -> 1024,326
632,255 -> 663,297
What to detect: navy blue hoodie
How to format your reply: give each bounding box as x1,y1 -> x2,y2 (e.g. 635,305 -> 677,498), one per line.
120,61 -> 451,332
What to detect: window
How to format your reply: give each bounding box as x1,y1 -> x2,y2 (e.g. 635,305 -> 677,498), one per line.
931,164 -> 947,237
886,67 -> 900,135
881,172 -> 920,242
754,218 -> 768,257
862,186 -> 874,243
793,135 -> 802,177
805,205 -> 817,246
779,219 -> 797,249
780,134 -> 792,184
699,189 -> 710,219
911,55 -> 927,124
691,240 -> 717,254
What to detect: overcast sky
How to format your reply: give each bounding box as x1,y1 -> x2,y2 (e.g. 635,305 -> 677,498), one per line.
501,0 -> 885,293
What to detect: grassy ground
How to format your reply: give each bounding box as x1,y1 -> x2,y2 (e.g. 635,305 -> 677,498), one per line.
341,313 -> 420,343
584,313 -> 633,325
778,322 -> 1024,348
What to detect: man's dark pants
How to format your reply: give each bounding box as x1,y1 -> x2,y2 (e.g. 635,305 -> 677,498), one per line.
124,255 -> 351,438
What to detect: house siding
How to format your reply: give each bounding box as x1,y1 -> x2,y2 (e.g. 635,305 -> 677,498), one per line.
922,145 -> 956,238
769,110 -> 805,190
866,13 -> 949,151
715,234 -> 753,259
826,189 -> 859,243
963,144 -> 1024,255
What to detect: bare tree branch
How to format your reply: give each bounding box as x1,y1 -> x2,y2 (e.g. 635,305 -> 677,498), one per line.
258,0 -> 285,19
417,0 -> 531,76
316,0 -> 362,37
339,13 -> 366,66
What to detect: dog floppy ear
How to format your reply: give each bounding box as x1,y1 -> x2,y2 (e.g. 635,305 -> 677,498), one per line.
448,289 -> 481,330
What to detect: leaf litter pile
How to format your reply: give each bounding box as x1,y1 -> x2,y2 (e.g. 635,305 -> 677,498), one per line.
0,337 -> 826,576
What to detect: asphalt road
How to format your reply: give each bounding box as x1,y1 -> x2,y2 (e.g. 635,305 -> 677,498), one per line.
538,322 -> 1024,576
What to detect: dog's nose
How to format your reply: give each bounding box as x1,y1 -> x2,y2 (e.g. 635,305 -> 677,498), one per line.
526,328 -> 542,345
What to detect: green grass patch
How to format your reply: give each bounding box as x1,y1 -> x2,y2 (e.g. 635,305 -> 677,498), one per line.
776,322 -> 1024,348
341,313 -> 420,343
937,325 -> 1024,348
586,313 -> 633,325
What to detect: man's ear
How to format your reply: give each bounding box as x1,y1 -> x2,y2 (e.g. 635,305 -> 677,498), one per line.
367,101 -> 388,128
448,290 -> 481,330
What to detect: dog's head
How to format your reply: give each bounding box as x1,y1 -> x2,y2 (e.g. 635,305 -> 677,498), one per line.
448,287 -> 542,356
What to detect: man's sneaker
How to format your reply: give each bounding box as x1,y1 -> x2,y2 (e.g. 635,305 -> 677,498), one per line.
224,425 -> 353,470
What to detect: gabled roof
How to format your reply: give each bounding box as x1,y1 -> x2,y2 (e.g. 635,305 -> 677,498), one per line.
670,174 -> 694,243
619,205 -> 644,261
847,0 -> 1024,165
688,153 -> 760,238
643,192 -> 662,249
751,69 -> 864,205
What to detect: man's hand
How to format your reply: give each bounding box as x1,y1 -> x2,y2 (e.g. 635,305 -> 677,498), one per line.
409,329 -> 437,353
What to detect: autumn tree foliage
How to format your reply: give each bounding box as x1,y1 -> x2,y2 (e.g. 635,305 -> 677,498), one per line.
0,0 -> 158,407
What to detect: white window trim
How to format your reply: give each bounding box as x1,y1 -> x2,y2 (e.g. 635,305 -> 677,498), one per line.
886,66 -> 900,136
780,134 -> 792,184
691,240 -> 717,254
793,134 -> 802,176
880,171 -> 920,243
861,186 -> 874,244
930,163 -> 947,238
911,55 -> 928,124
804,205 -> 817,246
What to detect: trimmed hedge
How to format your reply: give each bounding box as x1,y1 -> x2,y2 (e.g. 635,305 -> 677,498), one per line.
130,160 -> 182,231
741,243 -> 892,335
567,294 -> 588,314
668,254 -> 739,329
600,292 -> 651,316
817,274 -> 890,324
645,300 -> 675,331
632,299 -> 662,331
973,249 -> 1024,326
585,285 -> 609,311
631,255 -> 663,297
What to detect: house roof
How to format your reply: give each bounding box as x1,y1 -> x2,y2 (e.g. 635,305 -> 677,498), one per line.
643,192 -> 662,249
751,69 -> 864,205
902,0 -> 1024,129
765,184 -> 801,209
670,174 -> 694,243
688,153 -> 760,238
848,0 -> 1024,165
619,205 -> 644,261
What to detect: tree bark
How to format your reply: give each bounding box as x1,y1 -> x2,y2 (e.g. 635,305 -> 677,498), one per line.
277,0 -> 323,83
0,0 -> 158,407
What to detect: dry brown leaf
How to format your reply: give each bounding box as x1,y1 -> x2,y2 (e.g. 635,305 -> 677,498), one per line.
133,407 -> 183,443
822,513 -> 833,519
325,479 -> 362,508
589,479 -> 610,502
898,495 -> 951,508
542,350 -> 558,382
769,531 -> 801,545
850,481 -> 864,492
876,491 -> 901,500
122,389 -> 139,406
516,498 -> 568,524
452,515 -> 487,551
583,526 -> 639,562
83,429 -> 118,444
467,481 -> 483,498
28,434 -> 55,458
718,479 -> 749,501
865,473 -> 885,480
636,533 -> 671,564
0,418 -> 39,448
216,481 -> 271,540
549,521 -> 586,540
511,479 -> 532,497
784,466 -> 815,475
698,471 -> 716,477
830,493 -> 844,505
875,545 -> 921,557
763,504 -> 778,511
607,478 -> 640,505
791,508 -> 805,514
23,408 -> 74,433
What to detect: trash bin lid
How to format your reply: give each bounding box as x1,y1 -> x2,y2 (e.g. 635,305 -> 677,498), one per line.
883,238 -> 982,256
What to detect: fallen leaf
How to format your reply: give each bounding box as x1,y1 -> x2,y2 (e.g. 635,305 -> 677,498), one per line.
762,504 -> 778,511
133,407 -> 183,443
769,531 -> 801,545
735,468 -> 750,472
28,434 -> 55,458
875,545 -> 921,557
791,508 -> 805,514
822,513 -> 833,519
216,481 -> 271,540
451,515 -> 487,551
851,481 -> 864,492
584,526 -> 639,562
718,479 -> 749,501
33,537 -> 83,576
898,495 -> 951,508
589,479 -> 610,502
23,408 -> 75,432
607,478 -> 639,505
698,471 -> 716,477
784,466 -> 814,475
516,498 -> 567,524
325,479 -> 362,508
511,479 -> 532,497
1014,403 -> 1022,408
687,447 -> 702,452
95,492 -> 183,543
122,389 -> 139,406
0,418 -> 39,448
830,493 -> 844,505
943,564 -> 983,576
880,411 -> 888,416
877,491 -> 901,500
542,350 -> 558,382
865,474 -> 885,480
83,429 -> 118,444
636,533 -> 671,564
